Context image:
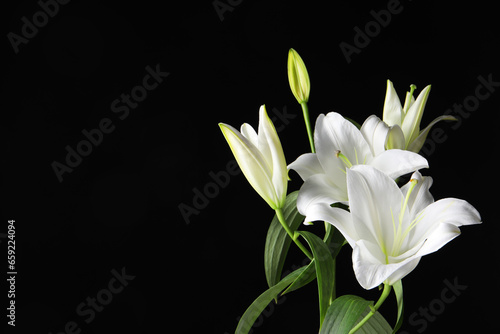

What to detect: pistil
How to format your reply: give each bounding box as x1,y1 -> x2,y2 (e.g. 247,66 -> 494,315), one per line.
404,84 -> 417,113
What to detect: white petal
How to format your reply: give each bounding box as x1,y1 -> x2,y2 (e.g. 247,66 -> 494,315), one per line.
400,171 -> 434,217
314,114 -> 346,184
383,257 -> 421,286
383,80 -> 403,127
360,115 -> 390,156
347,166 -> 404,252
353,240 -> 420,289
385,124 -> 405,150
413,223 -> 461,258
288,153 -> 324,181
258,105 -> 288,207
240,123 -> 258,147
370,149 -> 428,179
408,198 -> 481,248
219,123 -> 277,208
402,90 -> 415,115
303,202 -> 358,247
296,173 -> 348,216
315,112 -> 373,179
401,85 -> 431,147
407,115 -> 458,153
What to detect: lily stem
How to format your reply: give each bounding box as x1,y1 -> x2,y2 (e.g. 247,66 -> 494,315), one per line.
300,101 -> 315,153
275,208 -> 313,260
348,283 -> 392,334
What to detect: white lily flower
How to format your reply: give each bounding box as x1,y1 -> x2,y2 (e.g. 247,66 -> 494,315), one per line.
383,80 -> 457,153
288,112 -> 428,213
219,105 -> 288,209
304,165 -> 481,289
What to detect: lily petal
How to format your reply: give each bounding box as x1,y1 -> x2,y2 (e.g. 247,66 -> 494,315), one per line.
296,173 -> 348,216
288,153 -> 324,181
401,85 -> 431,147
304,202 -> 358,247
385,124 -> 405,150
383,257 -> 421,286
315,112 -> 372,178
407,115 -> 458,153
402,90 -> 416,115
413,223 -> 461,258
258,105 -> 288,207
219,123 -> 278,208
400,171 -> 434,217
383,80 -> 403,127
370,149 -> 428,179
347,166 -> 404,252
360,115 -> 390,156
353,240 -> 420,289
240,123 -> 259,147
408,198 -> 482,248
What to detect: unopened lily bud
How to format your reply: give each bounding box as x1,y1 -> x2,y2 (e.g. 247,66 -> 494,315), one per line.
287,48 -> 310,104
219,105 -> 288,210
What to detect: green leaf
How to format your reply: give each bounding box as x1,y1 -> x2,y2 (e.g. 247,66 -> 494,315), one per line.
320,295 -> 372,334
235,266 -> 307,334
354,307 -> 393,334
323,223 -> 346,260
281,259 -> 316,295
320,296 -> 393,334
392,280 -> 404,333
283,225 -> 347,300
296,230 -> 335,328
264,191 -> 304,289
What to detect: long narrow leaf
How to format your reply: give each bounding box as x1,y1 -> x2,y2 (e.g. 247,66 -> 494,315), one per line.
264,191 -> 304,288
296,230 -> 335,328
235,266 -> 307,334
281,259 -> 316,295
392,280 -> 404,333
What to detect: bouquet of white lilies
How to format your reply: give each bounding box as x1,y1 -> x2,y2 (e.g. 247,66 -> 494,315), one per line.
219,49 -> 481,334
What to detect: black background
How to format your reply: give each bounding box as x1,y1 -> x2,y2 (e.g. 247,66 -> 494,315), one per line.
2,0 -> 499,333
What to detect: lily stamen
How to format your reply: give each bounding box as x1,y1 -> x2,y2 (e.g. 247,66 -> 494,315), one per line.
391,178 -> 418,256
336,150 -> 353,168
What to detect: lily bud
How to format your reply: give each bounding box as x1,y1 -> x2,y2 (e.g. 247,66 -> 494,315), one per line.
383,80 -> 458,153
287,48 -> 310,104
219,105 -> 288,209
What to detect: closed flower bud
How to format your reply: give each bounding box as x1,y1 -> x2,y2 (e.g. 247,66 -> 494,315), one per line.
287,48 -> 310,104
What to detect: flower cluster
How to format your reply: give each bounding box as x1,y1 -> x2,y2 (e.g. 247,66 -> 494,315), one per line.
219,49 -> 481,334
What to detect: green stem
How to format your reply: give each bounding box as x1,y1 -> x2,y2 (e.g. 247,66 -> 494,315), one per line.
275,208 -> 313,260
300,102 -> 315,153
349,284 -> 392,334
331,258 -> 336,301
